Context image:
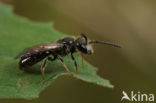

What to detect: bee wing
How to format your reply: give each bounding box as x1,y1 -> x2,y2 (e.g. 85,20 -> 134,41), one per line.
15,42 -> 63,59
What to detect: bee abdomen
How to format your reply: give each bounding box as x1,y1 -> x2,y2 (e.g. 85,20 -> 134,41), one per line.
19,52 -> 50,69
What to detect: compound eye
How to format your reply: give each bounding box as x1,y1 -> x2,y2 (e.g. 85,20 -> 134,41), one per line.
75,37 -> 89,53
77,44 -> 88,54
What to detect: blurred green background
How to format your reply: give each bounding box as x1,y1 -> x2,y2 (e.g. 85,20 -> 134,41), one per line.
0,0 -> 156,103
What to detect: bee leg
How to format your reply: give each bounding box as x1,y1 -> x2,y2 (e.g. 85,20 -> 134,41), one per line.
57,55 -> 71,75
71,53 -> 78,78
40,57 -> 48,82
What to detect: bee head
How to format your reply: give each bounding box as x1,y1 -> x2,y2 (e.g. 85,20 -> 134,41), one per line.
75,34 -> 93,54
75,33 -> 121,54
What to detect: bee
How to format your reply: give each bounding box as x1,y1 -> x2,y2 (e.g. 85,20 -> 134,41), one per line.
15,34 -> 121,81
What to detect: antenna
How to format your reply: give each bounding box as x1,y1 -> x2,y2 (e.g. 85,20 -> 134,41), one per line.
89,40 -> 121,48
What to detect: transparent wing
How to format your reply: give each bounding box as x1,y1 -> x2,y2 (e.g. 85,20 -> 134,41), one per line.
15,42 -> 63,59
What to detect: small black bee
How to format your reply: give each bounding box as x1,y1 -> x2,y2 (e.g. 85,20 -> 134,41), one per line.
15,34 -> 120,80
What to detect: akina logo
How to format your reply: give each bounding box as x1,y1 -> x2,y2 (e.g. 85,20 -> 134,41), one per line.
121,91 -> 154,102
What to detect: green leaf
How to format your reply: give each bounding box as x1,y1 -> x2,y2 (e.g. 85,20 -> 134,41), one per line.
0,3 -> 113,99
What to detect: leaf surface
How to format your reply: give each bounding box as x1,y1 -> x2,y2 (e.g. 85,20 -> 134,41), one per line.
0,3 -> 113,99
